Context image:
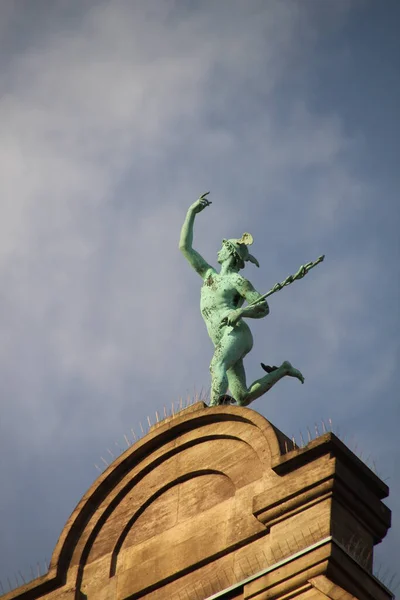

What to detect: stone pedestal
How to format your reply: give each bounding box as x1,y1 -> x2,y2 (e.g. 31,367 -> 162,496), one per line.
2,402 -> 392,600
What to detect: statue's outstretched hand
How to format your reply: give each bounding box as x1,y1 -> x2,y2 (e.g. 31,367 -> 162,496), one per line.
191,192 -> 212,214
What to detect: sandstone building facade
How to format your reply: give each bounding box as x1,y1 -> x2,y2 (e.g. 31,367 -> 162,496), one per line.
2,403 -> 393,599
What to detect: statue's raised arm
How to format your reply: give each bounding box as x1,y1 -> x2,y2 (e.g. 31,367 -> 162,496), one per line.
179,192 -> 214,279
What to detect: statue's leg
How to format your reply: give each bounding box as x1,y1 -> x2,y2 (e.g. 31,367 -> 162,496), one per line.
209,327 -> 251,406
226,360 -> 248,405
209,357 -> 229,406
232,360 -> 304,407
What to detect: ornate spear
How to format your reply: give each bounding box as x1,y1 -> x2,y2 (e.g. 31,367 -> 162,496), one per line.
249,254 -> 325,307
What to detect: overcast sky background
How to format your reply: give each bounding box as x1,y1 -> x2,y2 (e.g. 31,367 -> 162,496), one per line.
0,0 -> 399,594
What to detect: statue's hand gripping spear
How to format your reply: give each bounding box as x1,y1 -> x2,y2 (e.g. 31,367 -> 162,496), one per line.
220,255 -> 325,327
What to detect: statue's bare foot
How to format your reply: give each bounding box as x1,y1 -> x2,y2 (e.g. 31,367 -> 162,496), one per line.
282,360 -> 304,384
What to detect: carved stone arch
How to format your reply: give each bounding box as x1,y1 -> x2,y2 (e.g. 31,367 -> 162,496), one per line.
44,403 -> 289,598
109,468 -> 235,576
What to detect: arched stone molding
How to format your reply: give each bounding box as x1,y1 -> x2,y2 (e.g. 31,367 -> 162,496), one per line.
44,403 -> 286,598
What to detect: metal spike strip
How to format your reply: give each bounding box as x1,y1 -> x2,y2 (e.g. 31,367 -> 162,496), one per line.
17,570 -> 25,584
381,567 -> 391,584
299,431 -> 305,447
123,434 -> 130,448
306,426 -> 312,442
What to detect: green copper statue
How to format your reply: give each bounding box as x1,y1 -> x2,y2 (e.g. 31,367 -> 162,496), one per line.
179,192 -> 324,407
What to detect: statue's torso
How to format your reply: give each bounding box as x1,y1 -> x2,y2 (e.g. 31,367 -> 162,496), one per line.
200,269 -> 246,344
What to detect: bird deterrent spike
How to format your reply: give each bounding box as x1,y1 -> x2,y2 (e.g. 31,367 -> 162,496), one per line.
94,464 -> 101,472
7,577 -> 12,592
314,423 -> 320,437
179,397 -> 183,410
163,405 -> 168,418
284,440 -> 288,454
44,559 -> 48,572
100,456 -> 109,467
107,448 -> 115,459
321,419 -> 327,434
155,410 -> 160,423
0,580 -> 4,594
37,562 -> 41,577
299,430 -> 305,447
171,401 -> 175,416
381,567 -> 391,584
124,434 -> 130,448
139,422 -> 145,434
131,428 -> 137,441
306,426 -> 312,442
292,436 -> 296,449
147,415 -> 152,428
328,417 -> 333,431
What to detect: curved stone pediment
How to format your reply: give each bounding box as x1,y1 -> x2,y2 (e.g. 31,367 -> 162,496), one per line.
47,403 -> 287,599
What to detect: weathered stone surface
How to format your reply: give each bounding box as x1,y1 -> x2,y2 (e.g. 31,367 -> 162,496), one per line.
1,403 -> 392,600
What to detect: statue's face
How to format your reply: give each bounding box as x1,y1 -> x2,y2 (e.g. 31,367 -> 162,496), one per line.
217,244 -> 231,264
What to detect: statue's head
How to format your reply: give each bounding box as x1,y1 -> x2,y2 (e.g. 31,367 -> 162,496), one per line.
217,233 -> 260,270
